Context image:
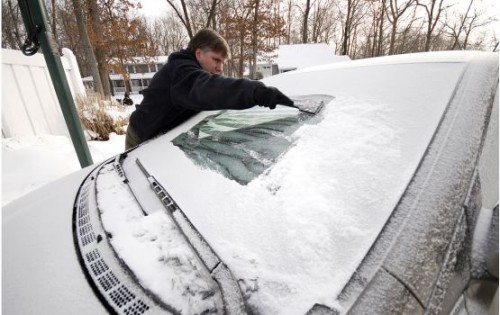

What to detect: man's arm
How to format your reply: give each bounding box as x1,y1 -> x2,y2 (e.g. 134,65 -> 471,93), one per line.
170,59 -> 263,110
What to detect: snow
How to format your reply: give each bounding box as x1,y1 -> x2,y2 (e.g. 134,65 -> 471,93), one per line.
3,52 -> 496,314
103,59 -> 471,313
1,93 -> 141,206
97,164 -> 223,314
277,43 -> 350,71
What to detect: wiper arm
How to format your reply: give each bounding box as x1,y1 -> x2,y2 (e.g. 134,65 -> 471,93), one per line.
136,158 -> 247,315
113,154 -> 148,216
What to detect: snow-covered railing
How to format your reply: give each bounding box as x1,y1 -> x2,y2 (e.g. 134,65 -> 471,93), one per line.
1,48 -> 85,138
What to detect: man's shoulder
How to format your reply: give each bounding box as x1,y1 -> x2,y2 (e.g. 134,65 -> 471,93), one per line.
169,49 -> 195,62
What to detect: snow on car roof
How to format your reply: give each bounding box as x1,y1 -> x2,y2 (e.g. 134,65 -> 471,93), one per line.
103,55 -> 473,313
288,50 -> 480,74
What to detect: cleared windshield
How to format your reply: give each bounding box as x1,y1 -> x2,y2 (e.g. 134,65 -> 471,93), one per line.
172,97 -> 331,185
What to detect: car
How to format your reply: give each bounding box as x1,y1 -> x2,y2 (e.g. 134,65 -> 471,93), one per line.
3,50 -> 498,315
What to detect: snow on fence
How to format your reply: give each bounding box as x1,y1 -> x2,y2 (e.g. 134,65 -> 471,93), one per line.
1,48 -> 86,138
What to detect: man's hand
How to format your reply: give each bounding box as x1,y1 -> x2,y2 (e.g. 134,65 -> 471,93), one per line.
254,86 -> 294,109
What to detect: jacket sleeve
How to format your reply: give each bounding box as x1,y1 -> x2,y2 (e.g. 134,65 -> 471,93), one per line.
170,58 -> 265,111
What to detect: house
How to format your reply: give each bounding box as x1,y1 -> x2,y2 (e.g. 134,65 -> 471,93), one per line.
277,43 -> 350,73
82,55 -> 168,94
82,44 -> 349,92
245,51 -> 279,79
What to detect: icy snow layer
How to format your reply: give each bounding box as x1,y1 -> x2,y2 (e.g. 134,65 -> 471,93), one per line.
96,164 -> 223,314
215,99 -> 401,314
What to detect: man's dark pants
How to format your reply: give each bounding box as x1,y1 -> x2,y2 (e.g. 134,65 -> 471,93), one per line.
125,125 -> 141,150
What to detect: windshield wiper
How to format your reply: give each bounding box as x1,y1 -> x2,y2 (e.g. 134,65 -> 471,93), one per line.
136,158 -> 247,315
113,153 -> 148,216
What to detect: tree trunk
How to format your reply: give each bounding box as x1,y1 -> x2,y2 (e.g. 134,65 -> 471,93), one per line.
251,0 -> 260,79
71,0 -> 104,95
377,0 -> 386,55
302,0 -> 311,43
341,0 -> 353,55
88,0 -> 111,98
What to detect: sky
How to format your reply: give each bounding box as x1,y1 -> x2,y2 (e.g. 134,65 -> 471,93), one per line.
137,0 -> 170,18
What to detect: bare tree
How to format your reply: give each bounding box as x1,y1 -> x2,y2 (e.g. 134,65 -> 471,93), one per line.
310,0 -> 337,44
1,0 -> 24,49
363,0 -> 386,56
443,0 -> 494,50
416,0 -> 449,51
339,0 -> 367,56
339,0 -> 365,55
149,13 -> 188,55
166,0 -> 222,39
385,0 -> 415,54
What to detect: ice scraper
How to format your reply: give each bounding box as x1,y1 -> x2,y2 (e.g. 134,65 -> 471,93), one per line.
280,94 -> 333,115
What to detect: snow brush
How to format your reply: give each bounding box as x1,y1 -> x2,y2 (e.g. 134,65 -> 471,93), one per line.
280,94 -> 334,115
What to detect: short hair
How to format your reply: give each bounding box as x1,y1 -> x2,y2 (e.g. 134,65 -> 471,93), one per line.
187,28 -> 230,58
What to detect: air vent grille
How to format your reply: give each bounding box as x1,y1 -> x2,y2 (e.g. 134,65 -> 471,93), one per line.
124,300 -> 150,315
74,163 -> 159,314
110,285 -> 136,308
90,258 -> 109,277
79,224 -> 92,236
78,202 -> 89,219
85,249 -> 100,263
81,232 -> 95,246
78,215 -> 90,226
98,271 -> 120,292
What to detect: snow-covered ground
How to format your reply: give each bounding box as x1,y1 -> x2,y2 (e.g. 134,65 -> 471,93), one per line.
1,93 -> 142,207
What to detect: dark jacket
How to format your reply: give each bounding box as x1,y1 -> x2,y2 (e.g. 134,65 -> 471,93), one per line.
129,49 -> 264,142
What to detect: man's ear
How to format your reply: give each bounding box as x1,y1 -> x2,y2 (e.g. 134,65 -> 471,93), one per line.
195,48 -> 202,61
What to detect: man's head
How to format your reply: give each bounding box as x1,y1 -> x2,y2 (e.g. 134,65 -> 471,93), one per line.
188,28 -> 229,75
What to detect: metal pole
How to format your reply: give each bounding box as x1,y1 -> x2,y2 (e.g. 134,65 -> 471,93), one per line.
18,0 -> 93,167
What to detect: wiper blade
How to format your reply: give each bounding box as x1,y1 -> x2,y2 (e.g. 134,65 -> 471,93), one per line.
136,158 -> 247,315
113,154 -> 148,216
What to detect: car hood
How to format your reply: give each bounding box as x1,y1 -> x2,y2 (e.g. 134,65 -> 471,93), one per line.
2,165 -> 108,315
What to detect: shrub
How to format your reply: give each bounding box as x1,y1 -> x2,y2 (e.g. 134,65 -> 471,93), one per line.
76,93 -> 129,141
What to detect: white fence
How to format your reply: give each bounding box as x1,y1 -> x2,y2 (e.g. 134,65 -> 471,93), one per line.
1,48 -> 85,138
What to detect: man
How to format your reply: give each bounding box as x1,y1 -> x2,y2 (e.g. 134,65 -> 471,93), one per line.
126,28 -> 293,149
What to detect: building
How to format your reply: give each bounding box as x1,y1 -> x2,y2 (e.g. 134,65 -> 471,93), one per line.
82,56 -> 168,94
82,44 -> 349,93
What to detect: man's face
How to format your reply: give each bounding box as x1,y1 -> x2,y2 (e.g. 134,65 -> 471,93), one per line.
195,48 -> 226,74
